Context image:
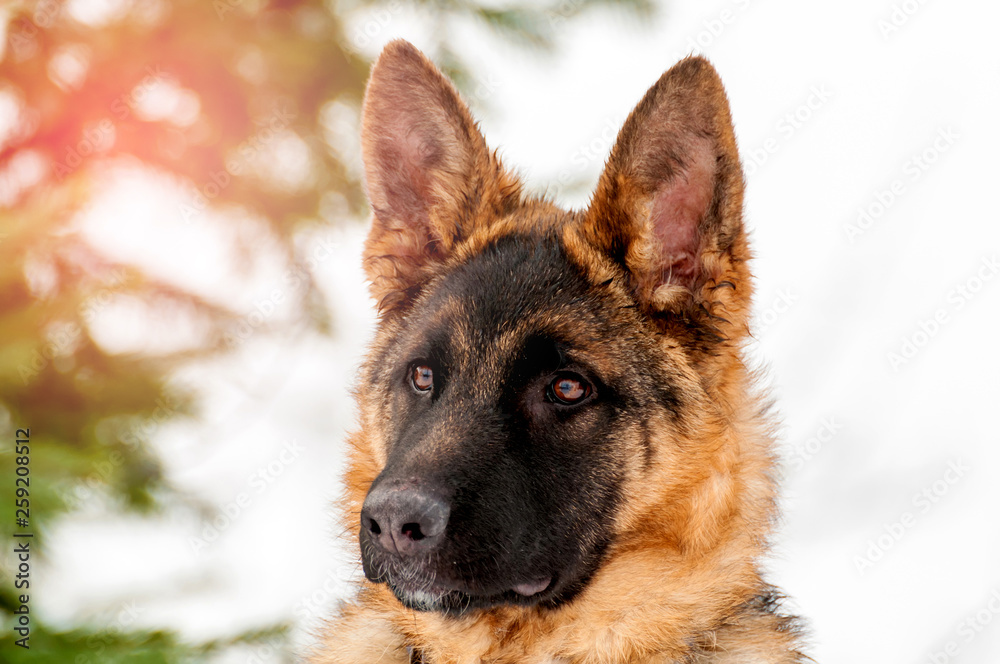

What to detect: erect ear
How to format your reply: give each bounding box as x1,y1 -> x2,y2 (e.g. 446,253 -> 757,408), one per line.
583,56 -> 751,345
360,40 -> 521,312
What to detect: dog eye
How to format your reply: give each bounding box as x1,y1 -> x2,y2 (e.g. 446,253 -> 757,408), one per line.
411,365 -> 434,392
548,374 -> 591,405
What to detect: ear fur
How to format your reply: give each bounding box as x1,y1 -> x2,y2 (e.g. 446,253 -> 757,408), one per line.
360,40 -> 522,312
584,56 -> 750,346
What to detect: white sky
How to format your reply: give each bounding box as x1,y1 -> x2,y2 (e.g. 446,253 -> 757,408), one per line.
41,1 -> 1000,662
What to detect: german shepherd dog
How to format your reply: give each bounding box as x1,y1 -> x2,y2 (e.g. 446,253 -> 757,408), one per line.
308,40 -> 807,663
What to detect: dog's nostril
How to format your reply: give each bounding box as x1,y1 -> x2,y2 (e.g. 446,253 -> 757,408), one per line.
367,518 -> 382,535
401,522 -> 424,541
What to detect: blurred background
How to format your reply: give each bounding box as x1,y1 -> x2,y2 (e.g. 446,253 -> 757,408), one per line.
1,0 -> 998,662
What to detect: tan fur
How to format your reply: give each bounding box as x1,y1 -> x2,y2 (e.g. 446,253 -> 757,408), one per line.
306,41 -> 807,664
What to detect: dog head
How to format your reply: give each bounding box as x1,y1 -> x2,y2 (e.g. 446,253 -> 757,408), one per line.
350,40 -> 754,615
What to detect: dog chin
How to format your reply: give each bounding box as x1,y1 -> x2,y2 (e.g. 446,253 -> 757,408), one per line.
391,586 -> 454,612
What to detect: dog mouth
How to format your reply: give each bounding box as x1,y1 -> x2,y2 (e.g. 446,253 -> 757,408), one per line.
511,577 -> 552,597
381,571 -> 556,613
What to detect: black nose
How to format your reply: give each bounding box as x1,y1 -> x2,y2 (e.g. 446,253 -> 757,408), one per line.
361,483 -> 450,556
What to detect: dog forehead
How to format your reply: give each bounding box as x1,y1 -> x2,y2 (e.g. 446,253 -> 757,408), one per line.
414,234 -> 602,355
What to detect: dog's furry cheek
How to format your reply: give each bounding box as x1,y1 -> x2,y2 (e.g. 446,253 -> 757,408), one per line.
306,601 -> 409,663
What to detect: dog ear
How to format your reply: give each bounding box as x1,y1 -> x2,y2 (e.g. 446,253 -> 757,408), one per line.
584,56 -> 751,347
360,40 -> 521,313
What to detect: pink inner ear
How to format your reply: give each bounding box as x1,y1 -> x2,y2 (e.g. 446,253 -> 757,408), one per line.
647,146 -> 716,288
371,120 -> 444,225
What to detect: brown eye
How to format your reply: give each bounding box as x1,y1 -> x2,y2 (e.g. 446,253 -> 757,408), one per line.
549,374 -> 591,405
411,365 -> 434,392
